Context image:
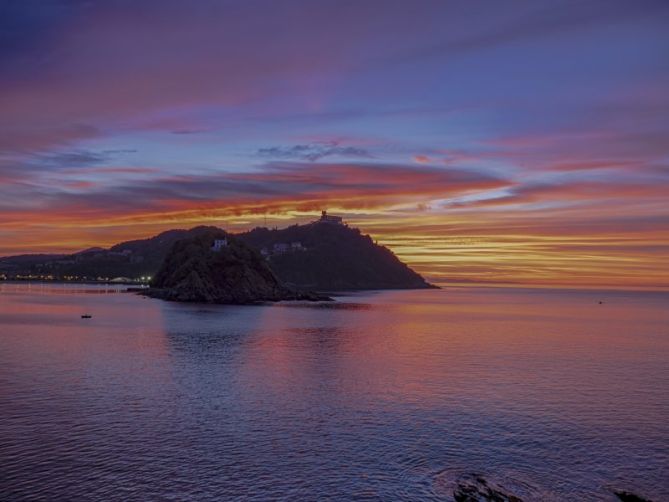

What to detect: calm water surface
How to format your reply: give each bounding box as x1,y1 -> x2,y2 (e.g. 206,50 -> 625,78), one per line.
1,283 -> 667,501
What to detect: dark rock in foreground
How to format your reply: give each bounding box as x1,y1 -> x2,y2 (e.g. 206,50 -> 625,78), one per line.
441,473 -> 654,502
449,473 -> 524,502
144,229 -> 331,304
614,490 -> 653,502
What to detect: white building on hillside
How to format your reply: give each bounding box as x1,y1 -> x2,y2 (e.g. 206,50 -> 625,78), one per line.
273,243 -> 289,254
212,238 -> 229,251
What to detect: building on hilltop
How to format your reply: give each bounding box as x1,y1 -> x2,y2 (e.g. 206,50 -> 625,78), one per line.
211,238 -> 228,252
318,210 -> 343,225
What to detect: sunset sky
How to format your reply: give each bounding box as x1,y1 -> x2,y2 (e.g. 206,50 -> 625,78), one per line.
1,0 -> 668,288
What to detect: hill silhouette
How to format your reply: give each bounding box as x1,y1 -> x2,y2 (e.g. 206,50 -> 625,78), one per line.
1,222 -> 434,290
0,227 -> 215,280
238,222 -> 433,290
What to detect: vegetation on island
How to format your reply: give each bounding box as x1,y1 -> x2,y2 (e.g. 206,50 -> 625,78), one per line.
145,229 -> 329,304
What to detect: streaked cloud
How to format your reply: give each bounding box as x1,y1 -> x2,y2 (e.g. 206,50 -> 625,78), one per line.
257,142 -> 372,161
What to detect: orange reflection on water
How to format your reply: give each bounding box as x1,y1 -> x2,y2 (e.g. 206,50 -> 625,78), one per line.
233,288 -> 669,429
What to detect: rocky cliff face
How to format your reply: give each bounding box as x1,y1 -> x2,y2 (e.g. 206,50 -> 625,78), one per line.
148,230 -> 327,304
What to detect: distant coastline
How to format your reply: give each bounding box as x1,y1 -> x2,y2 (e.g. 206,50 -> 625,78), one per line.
0,277 -> 149,286
3,279 -> 667,298
1,217 -> 435,293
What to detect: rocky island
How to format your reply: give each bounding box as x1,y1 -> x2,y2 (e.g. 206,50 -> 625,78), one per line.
143,229 -> 330,304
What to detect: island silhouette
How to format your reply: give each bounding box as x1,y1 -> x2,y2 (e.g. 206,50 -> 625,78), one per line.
0,214 -> 435,299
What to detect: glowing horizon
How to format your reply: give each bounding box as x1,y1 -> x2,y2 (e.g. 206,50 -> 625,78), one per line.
1,1 -> 668,289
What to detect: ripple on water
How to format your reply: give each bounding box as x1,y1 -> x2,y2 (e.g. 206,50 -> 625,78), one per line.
278,301 -> 374,310
1,285 -> 668,500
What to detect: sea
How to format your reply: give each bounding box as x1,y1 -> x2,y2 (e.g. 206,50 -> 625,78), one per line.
0,283 -> 667,501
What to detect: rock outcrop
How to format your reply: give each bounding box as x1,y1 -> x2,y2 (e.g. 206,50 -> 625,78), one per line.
451,473 -> 523,502
145,229 -> 329,304
614,490 -> 652,502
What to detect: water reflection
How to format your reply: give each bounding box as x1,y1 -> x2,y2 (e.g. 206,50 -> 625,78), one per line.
0,284 -> 667,500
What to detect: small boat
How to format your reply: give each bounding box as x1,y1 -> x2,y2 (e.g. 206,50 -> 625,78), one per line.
81,314 -> 92,319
